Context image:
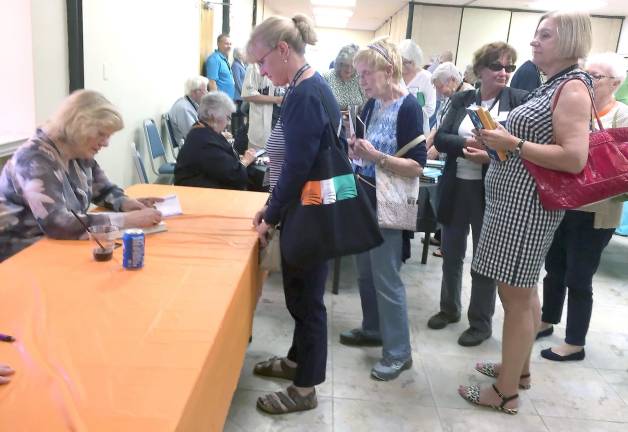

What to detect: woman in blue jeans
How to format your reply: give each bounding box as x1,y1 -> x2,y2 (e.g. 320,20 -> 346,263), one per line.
339,38 -> 426,381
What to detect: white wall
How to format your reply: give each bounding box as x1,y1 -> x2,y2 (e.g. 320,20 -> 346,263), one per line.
308,27 -> 375,72
619,18 -> 628,55
411,5 -> 462,65
456,8 -> 511,70
229,0 -> 255,52
0,0 -> 36,145
0,0 -> 68,157
389,4 -> 409,44
83,0 -> 200,187
31,0 -> 69,125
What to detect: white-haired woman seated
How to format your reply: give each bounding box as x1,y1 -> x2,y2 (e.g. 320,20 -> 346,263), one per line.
174,91 -> 256,190
0,90 -> 163,261
399,39 -> 436,136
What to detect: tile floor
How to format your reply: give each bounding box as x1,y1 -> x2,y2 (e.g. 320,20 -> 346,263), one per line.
225,234 -> 628,432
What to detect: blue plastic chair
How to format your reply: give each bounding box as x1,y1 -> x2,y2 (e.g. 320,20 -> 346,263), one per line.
130,142 -> 149,183
143,119 -> 175,176
162,113 -> 180,159
131,141 -> 173,185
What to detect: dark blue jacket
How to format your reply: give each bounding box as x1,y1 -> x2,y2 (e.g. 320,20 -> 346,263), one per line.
264,73 -> 341,225
510,60 -> 542,93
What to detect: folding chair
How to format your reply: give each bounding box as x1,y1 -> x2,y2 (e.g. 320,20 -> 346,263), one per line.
162,113 -> 180,159
131,141 -> 173,185
143,119 -> 175,177
130,141 -> 149,183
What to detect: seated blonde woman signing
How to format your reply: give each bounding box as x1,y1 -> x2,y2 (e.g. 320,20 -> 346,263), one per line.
0,90 -> 162,262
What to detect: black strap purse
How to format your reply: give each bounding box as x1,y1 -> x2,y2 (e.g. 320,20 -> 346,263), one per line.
279,88 -> 383,268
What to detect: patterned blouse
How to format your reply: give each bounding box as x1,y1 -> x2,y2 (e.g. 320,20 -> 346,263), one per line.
0,129 -> 128,261
322,70 -> 366,111
358,96 -> 405,178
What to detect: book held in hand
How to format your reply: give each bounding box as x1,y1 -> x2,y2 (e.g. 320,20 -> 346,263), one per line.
466,106 -> 507,161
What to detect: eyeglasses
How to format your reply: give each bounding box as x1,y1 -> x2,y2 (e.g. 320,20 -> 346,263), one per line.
487,63 -> 516,73
256,47 -> 276,67
590,73 -> 615,81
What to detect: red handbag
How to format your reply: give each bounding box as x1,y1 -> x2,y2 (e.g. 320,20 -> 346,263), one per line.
522,79 -> 628,210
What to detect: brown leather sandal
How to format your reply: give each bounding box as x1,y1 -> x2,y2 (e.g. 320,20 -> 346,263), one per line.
253,356 -> 296,381
256,385 -> 317,414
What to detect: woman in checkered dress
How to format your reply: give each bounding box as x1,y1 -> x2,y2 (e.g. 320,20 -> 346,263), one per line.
457,11 -> 595,414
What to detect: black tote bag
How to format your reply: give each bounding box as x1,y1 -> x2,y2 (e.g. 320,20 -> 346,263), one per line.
280,90 -> 383,268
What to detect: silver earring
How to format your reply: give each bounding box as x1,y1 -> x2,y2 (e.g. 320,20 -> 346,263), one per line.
284,58 -> 288,63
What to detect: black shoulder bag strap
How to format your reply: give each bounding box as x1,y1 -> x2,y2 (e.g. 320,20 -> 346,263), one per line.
317,88 -> 349,156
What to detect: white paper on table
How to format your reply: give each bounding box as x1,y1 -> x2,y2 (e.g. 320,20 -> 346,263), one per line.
154,194 -> 182,217
87,212 -> 168,237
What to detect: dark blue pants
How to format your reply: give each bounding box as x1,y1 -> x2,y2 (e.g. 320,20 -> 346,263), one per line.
542,210 -> 614,346
282,257 -> 329,387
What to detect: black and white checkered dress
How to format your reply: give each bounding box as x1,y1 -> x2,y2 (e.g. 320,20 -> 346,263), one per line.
472,68 -> 593,288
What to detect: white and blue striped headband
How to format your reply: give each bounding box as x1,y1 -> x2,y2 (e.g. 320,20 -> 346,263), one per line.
367,43 -> 393,65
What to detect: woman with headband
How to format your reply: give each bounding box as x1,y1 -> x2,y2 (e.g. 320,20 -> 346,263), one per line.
339,37 -> 426,381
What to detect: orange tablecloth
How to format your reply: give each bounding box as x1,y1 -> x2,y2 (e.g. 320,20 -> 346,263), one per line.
0,185 -> 268,431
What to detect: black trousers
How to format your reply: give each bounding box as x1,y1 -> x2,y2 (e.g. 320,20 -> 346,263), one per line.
542,210 -> 614,346
282,257 -> 329,387
440,179 -> 496,334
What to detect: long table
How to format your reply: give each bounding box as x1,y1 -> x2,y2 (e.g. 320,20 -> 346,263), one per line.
0,184 -> 268,431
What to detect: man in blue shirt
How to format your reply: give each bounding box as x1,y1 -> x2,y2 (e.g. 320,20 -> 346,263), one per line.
205,34 -> 235,99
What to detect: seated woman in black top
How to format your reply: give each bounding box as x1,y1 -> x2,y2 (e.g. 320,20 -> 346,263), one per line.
174,91 -> 256,190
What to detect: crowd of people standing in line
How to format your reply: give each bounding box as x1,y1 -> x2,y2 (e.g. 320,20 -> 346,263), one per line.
0,7 -> 626,420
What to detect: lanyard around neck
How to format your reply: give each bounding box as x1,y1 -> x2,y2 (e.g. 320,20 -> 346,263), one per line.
281,63 -> 311,115
475,88 -> 501,112
185,96 -> 197,111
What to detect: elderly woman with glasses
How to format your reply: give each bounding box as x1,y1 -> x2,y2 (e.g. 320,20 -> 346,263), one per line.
247,14 -> 343,415
322,44 -> 366,111
427,42 -> 528,349
174,91 -> 256,190
0,90 -> 163,261
399,39 -> 436,136
425,61 -> 474,159
536,51 -> 628,363
339,37 -> 426,381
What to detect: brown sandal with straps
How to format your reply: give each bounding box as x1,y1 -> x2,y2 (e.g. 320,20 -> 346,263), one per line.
475,362 -> 531,390
459,383 -> 519,415
256,385 -> 318,414
253,356 -> 296,380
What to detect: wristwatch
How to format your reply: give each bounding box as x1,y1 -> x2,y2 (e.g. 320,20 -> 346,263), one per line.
377,153 -> 389,168
515,138 -> 526,155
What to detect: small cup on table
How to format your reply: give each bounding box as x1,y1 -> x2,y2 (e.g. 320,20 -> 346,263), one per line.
88,225 -> 119,262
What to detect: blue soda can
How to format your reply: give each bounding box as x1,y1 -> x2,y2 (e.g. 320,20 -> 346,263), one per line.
122,229 -> 145,269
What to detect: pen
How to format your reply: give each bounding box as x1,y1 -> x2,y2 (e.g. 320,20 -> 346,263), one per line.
0,333 -> 15,342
